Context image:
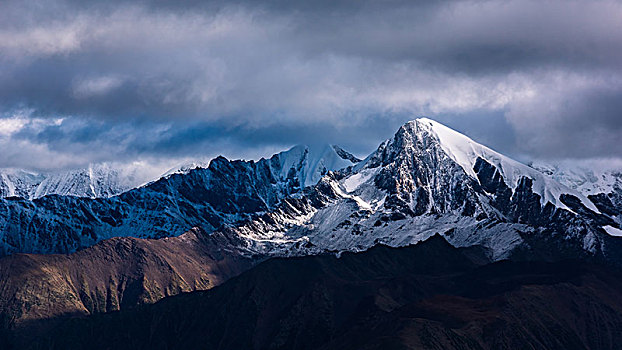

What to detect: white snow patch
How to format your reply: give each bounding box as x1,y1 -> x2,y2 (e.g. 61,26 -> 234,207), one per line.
162,161 -> 209,178
343,168 -> 378,193
330,181 -> 372,210
530,159 -> 622,196
277,144 -> 354,187
603,225 -> 622,237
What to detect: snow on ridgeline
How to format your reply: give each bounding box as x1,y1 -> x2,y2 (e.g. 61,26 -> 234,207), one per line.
0,117 -> 619,258
160,144 -> 359,188
346,118 -> 600,213
161,161 -> 210,178
415,118 -> 601,212
0,144 -> 360,200
0,163 -> 157,199
529,159 -> 622,197
232,118 -> 620,260
276,144 -> 357,188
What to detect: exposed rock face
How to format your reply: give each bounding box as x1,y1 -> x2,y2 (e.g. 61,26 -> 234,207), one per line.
0,228 -> 256,329
364,121 -> 483,216
331,144 -> 361,164
588,190 -> 622,218
16,235 -> 622,350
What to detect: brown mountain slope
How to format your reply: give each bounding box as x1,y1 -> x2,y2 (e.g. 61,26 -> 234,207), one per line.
20,235 -> 622,350
0,227 -> 255,330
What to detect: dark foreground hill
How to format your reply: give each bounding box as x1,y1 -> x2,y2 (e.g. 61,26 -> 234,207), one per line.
12,235 -> 622,350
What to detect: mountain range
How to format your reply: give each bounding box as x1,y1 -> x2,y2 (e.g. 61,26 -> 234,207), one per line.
0,163 -> 146,199
1,118 -> 621,348
0,144 -> 360,255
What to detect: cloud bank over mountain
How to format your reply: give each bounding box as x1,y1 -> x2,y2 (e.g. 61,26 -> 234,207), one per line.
1,0 -> 621,170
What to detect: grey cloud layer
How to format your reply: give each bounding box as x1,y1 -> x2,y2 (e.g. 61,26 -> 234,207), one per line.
1,0 -> 621,170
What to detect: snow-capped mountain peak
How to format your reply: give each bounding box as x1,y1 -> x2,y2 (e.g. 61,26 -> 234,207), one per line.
160,144 -> 358,188
226,118 -> 619,261
530,159 -> 622,197
388,118 -> 599,212
275,144 -> 356,188
343,117 -> 598,215
0,163 -> 148,199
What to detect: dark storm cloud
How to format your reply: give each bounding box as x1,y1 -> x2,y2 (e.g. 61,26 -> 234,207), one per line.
508,82 -> 622,158
10,111 -> 412,164
1,0 -> 622,171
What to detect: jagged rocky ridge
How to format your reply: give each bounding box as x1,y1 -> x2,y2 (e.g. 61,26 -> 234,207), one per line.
0,144 -> 358,255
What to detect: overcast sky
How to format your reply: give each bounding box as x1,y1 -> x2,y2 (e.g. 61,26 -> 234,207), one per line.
1,0 -> 621,174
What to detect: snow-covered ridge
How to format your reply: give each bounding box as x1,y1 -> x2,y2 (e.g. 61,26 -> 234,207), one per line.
0,163 -> 147,199
276,144 -> 356,187
413,118 -> 600,212
0,119 -> 619,258
161,161 -> 210,178
0,143 -> 359,201
529,159 -> 622,197
159,144 -> 358,188
0,143 -> 361,255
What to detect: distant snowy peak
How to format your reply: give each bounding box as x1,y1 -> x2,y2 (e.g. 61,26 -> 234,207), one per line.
36,164 -> 134,198
530,160 -> 622,197
0,169 -> 44,198
0,164 -> 141,199
274,144 -> 359,188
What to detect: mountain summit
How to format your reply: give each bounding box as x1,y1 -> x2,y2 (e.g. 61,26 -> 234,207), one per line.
359,118 -> 597,211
